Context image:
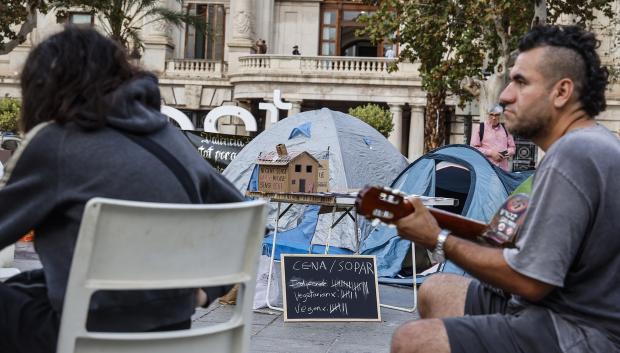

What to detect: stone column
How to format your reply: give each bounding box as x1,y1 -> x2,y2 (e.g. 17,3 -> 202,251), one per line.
388,104 -> 403,153
227,0 -> 255,72
141,0 -> 176,73
408,105 -> 425,161
288,100 -> 302,117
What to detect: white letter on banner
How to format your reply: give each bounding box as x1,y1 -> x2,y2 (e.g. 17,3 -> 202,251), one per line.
160,105 -> 195,130
273,89 -> 292,110
203,106 -> 257,133
259,102 -> 279,126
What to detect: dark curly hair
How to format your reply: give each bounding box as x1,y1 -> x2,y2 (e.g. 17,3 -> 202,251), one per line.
518,25 -> 608,118
20,26 -> 144,132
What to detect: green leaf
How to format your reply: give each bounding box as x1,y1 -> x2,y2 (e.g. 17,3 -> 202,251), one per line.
0,97 -> 21,133
348,104 -> 394,137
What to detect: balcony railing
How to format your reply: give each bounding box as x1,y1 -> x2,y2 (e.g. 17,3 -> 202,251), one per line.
165,59 -> 227,78
163,55 -> 419,81
238,55 -> 419,77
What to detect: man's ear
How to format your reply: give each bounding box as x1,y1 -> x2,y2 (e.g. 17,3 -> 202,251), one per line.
552,78 -> 574,109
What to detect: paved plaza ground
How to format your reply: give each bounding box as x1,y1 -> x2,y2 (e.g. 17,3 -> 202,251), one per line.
14,241 -> 418,353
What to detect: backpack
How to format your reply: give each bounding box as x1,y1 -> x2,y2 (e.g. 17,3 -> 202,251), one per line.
479,122 -> 508,142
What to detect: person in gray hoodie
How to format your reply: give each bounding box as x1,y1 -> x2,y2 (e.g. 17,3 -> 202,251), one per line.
0,26 -> 243,353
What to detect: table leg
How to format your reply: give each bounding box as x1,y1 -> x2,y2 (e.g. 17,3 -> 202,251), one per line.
266,202 -> 284,311
324,205 -> 337,254
354,209 -> 359,254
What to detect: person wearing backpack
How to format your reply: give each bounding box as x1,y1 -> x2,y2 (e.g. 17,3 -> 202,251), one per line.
470,104 -> 516,171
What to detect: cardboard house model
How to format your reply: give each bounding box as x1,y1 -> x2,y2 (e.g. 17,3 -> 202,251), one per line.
257,144 -> 325,193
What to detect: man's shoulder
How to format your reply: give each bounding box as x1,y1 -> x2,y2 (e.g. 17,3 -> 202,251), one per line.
554,125 -> 618,154
542,125 -> 620,175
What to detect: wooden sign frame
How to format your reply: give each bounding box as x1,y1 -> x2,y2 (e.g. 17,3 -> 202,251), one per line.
281,254 -> 381,322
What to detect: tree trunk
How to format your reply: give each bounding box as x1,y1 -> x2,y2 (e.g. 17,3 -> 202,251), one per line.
532,0 -> 547,27
423,91 -> 447,152
479,56 -> 509,122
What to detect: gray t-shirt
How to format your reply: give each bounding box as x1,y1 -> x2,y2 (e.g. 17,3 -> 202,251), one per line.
504,124 -> 620,351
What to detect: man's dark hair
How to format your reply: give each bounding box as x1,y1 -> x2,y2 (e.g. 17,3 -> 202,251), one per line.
518,25 -> 608,117
20,26 -> 143,132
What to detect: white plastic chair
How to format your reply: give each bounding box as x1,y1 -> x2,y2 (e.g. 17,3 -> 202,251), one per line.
57,197 -> 267,353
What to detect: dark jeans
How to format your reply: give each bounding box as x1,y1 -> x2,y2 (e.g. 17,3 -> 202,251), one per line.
0,270 -> 59,353
0,270 -> 191,353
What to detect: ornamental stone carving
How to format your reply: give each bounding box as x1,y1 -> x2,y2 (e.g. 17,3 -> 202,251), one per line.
234,10 -> 254,39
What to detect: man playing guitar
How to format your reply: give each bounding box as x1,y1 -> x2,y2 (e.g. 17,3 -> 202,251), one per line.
390,25 -> 620,353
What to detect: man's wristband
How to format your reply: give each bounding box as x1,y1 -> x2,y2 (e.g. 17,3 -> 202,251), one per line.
431,229 -> 450,263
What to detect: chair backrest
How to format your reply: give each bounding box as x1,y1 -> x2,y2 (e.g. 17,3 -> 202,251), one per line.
57,198 -> 267,353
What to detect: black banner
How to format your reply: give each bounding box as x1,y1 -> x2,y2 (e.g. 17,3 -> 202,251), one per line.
281,254 -> 381,322
183,131 -> 253,172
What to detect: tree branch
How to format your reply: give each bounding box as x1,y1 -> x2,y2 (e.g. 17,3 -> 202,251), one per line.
0,9 -> 37,56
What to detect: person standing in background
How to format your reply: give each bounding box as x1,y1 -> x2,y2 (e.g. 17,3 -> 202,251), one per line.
470,104 -> 516,171
255,39 -> 267,54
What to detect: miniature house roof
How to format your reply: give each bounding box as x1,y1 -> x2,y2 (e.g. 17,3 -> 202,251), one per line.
257,150 -> 320,166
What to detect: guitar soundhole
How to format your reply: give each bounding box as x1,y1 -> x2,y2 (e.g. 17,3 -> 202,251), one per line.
372,209 -> 394,220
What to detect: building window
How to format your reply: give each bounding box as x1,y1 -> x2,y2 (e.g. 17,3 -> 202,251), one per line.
320,9 -> 337,56
292,180 -> 296,184
67,12 -> 94,25
295,165 -> 302,172
319,2 -> 395,57
185,4 -> 225,60
306,165 -> 313,173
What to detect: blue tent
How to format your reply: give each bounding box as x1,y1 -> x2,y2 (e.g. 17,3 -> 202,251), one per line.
361,144 -> 533,280
223,109 -> 408,259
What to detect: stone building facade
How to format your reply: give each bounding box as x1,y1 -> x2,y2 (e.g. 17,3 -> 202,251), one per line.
1,0 -> 619,162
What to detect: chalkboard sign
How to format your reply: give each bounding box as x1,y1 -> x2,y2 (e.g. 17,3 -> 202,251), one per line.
281,254 -> 381,322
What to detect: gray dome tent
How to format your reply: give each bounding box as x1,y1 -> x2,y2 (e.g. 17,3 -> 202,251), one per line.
223,108 -> 408,254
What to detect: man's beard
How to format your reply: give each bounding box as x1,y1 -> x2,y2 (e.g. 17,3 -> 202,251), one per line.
507,115 -> 551,139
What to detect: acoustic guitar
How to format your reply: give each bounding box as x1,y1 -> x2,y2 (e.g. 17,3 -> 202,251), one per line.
355,186 -> 530,248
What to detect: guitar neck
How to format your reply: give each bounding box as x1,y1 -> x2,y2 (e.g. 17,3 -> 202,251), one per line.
403,199 -> 488,240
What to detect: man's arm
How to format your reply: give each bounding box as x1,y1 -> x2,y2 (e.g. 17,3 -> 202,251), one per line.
0,131 -> 58,250
443,236 -> 553,301
506,130 -> 517,157
395,198 -> 554,302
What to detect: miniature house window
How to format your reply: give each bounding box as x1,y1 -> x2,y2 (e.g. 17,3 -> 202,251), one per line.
295,164 -> 302,172
306,165 -> 313,172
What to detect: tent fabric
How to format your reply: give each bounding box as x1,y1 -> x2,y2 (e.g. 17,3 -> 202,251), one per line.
361,144 -> 533,279
223,108 -> 408,253
261,206 -> 353,261
288,122 -> 312,139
